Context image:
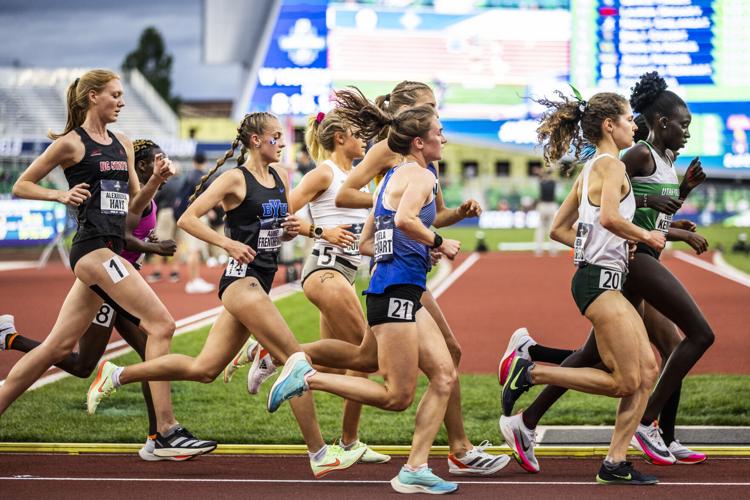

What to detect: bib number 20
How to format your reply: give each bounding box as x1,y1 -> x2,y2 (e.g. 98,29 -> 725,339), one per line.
599,269 -> 623,291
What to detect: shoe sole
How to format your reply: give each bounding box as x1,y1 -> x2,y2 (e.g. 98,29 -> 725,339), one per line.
390,477 -> 458,494
632,435 -> 676,465
267,353 -> 306,412
154,445 -> 217,458
138,449 -> 195,462
674,456 -> 708,465
499,328 -> 528,385
87,362 -> 113,415
499,417 -> 539,473
448,454 -> 511,476
596,475 -> 658,485
314,448 -> 367,478
248,348 -> 270,395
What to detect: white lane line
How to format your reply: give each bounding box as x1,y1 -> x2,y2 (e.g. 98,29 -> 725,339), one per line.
431,252 -> 480,299
1,477 -> 748,486
0,282 -> 301,390
673,250 -> 750,288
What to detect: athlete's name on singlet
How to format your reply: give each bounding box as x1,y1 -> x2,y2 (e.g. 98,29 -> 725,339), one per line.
99,160 -> 128,172
661,187 -> 679,197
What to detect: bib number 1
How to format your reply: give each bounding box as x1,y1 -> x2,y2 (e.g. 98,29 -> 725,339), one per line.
102,256 -> 129,284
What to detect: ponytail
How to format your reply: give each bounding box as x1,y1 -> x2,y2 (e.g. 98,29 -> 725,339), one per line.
49,69 -> 119,140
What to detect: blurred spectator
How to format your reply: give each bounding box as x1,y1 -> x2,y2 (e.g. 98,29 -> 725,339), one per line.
176,152 -> 215,294
296,147 -> 316,176
534,166 -> 558,256
147,166 -> 182,283
732,233 -> 750,255
475,230 -> 489,252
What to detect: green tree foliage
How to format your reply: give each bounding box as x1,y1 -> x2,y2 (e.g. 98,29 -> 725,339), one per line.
122,27 -> 179,110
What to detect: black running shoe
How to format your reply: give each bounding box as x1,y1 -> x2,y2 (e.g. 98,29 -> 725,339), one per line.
501,357 -> 533,416
153,426 -> 218,460
596,460 -> 658,485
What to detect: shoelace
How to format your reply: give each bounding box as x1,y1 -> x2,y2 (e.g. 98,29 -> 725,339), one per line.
645,423 -> 667,449
473,440 -> 493,454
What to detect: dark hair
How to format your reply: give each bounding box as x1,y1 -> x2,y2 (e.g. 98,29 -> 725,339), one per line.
335,87 -> 437,156
189,112 -> 276,202
133,139 -> 160,184
536,91 -> 629,173
633,114 -> 649,143
193,151 -> 206,164
630,72 -> 687,125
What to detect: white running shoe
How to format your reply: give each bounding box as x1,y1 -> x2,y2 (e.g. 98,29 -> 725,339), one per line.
0,314 -> 16,351
447,440 -> 510,476
341,439 -> 391,464
668,440 -> 707,464
247,343 -> 277,395
631,421 -> 677,466
499,413 -> 540,473
498,327 -> 536,385
185,278 -> 215,294
223,338 -> 257,383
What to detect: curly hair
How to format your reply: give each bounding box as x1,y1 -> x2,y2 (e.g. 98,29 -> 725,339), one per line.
536,91 -> 629,174
189,112 -> 276,202
629,71 -> 686,125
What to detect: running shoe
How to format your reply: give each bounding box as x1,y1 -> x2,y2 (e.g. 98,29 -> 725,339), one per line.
87,361 -> 119,415
247,344 -> 277,395
310,444 -> 367,478
668,440 -> 707,464
501,357 -> 533,417
146,271 -> 162,283
342,439 -> 391,464
185,278 -> 215,294
498,327 -> 536,385
447,440 -> 510,476
596,460 -> 658,485
223,338 -> 257,383
0,314 -> 16,351
631,421 -> 676,465
391,466 -> 458,494
168,271 -> 180,283
499,413 -> 539,473
267,352 -> 314,413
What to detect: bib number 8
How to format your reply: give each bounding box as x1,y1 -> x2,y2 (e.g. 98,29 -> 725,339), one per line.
92,303 -> 115,328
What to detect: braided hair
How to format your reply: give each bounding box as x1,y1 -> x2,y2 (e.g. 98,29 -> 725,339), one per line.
132,138 -> 160,184
189,112 -> 276,202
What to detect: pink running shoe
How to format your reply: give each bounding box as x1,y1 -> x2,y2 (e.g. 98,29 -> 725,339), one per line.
668,441 -> 707,464
498,327 -> 536,386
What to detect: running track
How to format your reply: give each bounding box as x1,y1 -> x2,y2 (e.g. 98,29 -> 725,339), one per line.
1,251 -> 748,379
1,453 -> 748,499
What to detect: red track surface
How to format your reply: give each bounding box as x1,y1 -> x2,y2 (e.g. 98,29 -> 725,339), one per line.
1,453 -> 748,499
437,252 -> 750,374
1,251 -> 748,379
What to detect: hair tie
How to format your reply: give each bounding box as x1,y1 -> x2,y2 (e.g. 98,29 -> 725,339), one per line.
315,112 -> 325,124
384,93 -> 391,102
73,78 -> 80,86
578,100 -> 587,115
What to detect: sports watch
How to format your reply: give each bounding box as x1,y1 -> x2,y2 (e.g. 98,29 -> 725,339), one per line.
313,225 -> 324,239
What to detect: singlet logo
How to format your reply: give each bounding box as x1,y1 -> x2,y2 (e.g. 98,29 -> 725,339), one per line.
99,160 -> 128,172
91,149 -> 102,157
261,199 -> 288,218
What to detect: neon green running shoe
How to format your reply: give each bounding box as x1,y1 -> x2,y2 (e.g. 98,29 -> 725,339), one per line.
341,439 -> 391,464
223,338 -> 257,383
87,361 -> 119,415
310,444 -> 366,478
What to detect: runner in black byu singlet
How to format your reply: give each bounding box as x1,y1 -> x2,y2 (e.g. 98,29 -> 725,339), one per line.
219,165 -> 287,296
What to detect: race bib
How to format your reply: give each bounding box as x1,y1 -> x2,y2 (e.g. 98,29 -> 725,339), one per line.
387,297 -> 414,320
257,218 -> 283,254
573,222 -> 592,265
655,212 -> 672,234
598,268 -> 623,291
343,223 -> 364,256
374,215 -> 394,263
92,303 -> 115,328
225,258 -> 248,277
100,179 -> 129,215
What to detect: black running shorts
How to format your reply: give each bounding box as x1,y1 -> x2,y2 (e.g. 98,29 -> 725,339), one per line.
365,284 -> 423,327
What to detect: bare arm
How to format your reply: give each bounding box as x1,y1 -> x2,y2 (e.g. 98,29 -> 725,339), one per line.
123,207 -> 176,257
335,140 -> 399,209
550,175 -> 582,248
177,169 -> 255,263
394,168 -> 440,246
12,135 -> 91,205
359,212 -> 375,257
597,159 -> 664,249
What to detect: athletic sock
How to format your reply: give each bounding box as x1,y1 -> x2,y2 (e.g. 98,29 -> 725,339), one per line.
603,458 -> 623,470
339,439 -> 356,451
404,463 -> 427,472
528,344 -> 575,365
309,445 -> 328,462
5,333 -> 18,349
112,367 -> 124,388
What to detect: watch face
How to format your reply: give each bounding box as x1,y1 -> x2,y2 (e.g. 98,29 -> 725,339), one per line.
314,226 -> 324,237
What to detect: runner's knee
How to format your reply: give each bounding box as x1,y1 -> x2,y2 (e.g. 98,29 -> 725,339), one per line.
613,371 -> 640,397
383,385 -> 416,411
428,366 -> 457,399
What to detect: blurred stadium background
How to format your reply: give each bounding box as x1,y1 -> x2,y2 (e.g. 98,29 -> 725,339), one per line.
1,0 -> 748,254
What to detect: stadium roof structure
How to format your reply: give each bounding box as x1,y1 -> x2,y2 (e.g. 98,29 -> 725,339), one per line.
202,0 -> 281,120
